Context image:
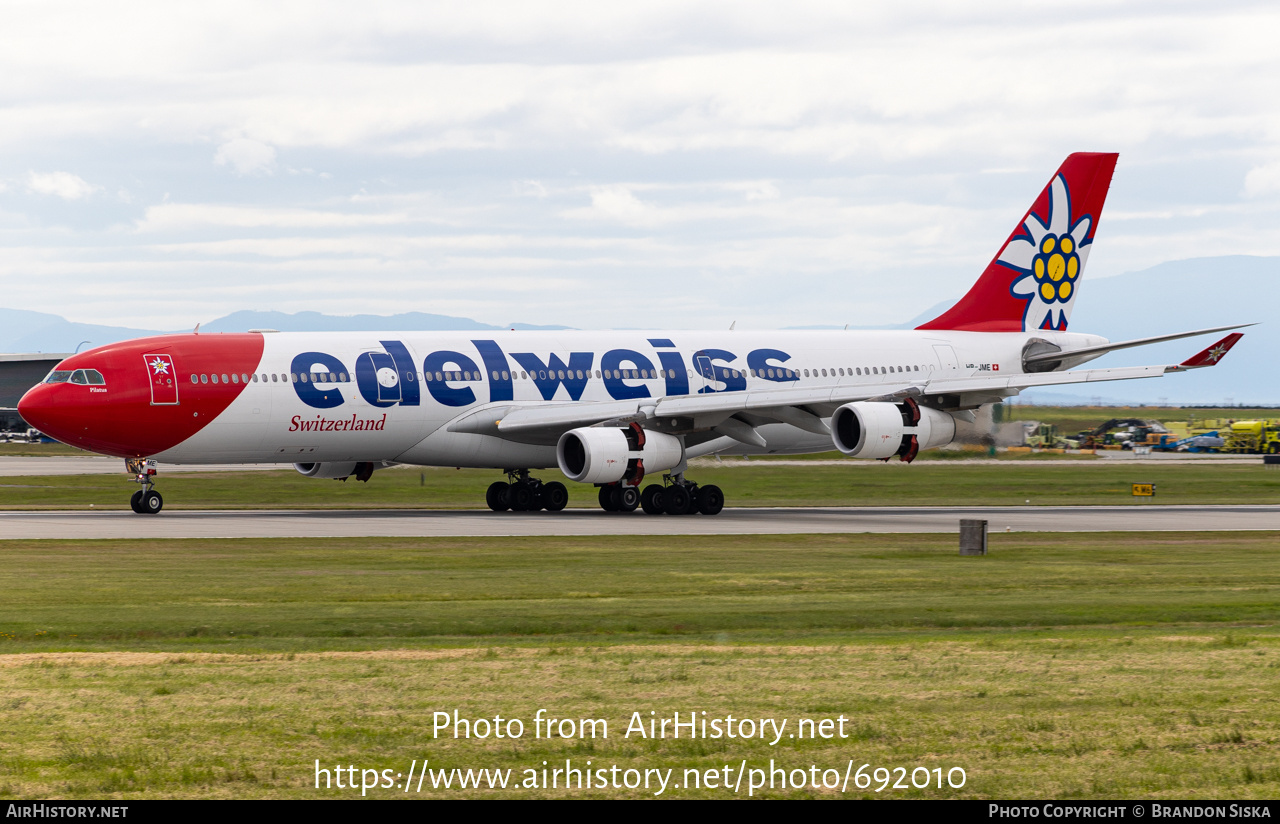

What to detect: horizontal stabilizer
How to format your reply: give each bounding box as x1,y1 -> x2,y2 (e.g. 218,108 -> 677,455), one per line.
1023,323 -> 1255,365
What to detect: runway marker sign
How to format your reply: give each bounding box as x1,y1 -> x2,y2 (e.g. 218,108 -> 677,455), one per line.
1132,483 -> 1155,497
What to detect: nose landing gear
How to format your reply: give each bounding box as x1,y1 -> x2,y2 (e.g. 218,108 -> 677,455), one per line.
485,469 -> 568,513
125,459 -> 163,514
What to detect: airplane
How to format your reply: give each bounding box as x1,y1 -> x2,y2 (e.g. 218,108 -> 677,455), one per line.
17,152 -> 1248,515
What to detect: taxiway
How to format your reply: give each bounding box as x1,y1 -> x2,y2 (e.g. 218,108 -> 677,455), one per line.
1,505 -> 1276,539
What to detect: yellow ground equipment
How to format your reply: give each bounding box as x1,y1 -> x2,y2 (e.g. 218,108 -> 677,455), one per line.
1074,419 -> 1168,450
1025,423 -> 1068,449
1220,420 -> 1280,454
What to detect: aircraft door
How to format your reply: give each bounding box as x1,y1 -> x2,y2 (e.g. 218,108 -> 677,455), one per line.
932,344 -> 959,373
143,353 -> 179,405
356,351 -> 402,404
694,353 -> 714,393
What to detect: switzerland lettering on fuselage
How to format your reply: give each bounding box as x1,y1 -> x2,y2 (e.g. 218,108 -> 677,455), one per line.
288,338 -> 799,410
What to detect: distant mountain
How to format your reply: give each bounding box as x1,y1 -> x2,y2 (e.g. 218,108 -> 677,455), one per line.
1053,256 -> 1277,404
199,310 -> 570,334
2,256 -> 1272,402
0,309 -> 158,355
0,308 -> 571,354
786,299 -> 952,331
846,256 -> 1276,404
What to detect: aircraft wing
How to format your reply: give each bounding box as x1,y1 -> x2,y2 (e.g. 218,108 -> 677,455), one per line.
454,333 -> 1244,443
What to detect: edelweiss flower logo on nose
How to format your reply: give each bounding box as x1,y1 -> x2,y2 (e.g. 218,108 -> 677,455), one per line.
999,174 -> 1094,331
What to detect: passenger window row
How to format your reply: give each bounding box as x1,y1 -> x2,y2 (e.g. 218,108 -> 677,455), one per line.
800,365 -> 925,377
180,363 -> 935,389
189,372 -> 353,385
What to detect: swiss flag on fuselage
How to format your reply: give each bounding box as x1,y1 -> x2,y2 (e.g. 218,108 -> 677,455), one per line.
144,353 -> 179,405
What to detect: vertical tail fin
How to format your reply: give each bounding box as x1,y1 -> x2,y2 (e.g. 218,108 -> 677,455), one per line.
916,152 -> 1118,333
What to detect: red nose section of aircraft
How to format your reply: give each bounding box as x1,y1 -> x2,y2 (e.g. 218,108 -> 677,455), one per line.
17,334 -> 266,458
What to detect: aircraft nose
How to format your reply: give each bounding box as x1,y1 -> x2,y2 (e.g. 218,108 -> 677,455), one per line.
17,383 -> 52,432
17,384 -> 70,441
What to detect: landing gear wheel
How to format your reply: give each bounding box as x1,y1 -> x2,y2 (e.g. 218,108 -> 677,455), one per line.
663,485 -> 692,515
509,483 -> 535,512
542,482 -> 569,512
486,481 -> 511,512
697,484 -> 724,515
616,485 -> 640,512
130,491 -> 144,514
598,486 -> 619,512
141,490 -> 163,514
640,484 -> 665,515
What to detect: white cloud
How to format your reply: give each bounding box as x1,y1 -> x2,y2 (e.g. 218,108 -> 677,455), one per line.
1243,161 -> 1280,197
5,3 -> 1280,337
135,203 -> 412,232
513,180 -> 549,198
214,138 -> 276,175
579,186 -> 659,226
25,171 -> 97,200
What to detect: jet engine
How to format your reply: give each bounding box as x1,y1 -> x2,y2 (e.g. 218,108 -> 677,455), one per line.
294,461 -> 377,481
557,423 -> 683,485
831,399 -> 956,462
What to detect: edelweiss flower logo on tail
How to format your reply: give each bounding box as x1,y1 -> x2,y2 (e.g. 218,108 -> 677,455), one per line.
999,174 -> 1093,332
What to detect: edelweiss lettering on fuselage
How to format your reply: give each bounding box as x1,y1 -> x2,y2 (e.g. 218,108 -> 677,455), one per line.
289,339 -> 800,411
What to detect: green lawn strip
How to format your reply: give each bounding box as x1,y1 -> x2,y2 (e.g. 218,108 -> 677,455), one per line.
0,444 -> 97,457
0,634 -> 1277,798
0,533 -> 1276,646
0,531 -> 1278,798
0,461 -> 1277,510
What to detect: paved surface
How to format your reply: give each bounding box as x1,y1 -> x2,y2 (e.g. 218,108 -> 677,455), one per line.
1,505 -> 1276,540
704,455 -> 1265,467
0,458 -> 282,476
0,454 -> 1265,476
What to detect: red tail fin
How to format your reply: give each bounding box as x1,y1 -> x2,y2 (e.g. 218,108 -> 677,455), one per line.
916,152 -> 1118,333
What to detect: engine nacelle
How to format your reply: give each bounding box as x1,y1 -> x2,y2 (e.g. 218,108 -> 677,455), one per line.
294,461 -> 376,481
831,400 -> 956,461
557,424 -> 684,485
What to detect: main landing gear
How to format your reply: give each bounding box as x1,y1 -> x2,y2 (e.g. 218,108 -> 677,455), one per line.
485,469 -> 569,513
602,475 -> 724,516
125,458 -> 163,515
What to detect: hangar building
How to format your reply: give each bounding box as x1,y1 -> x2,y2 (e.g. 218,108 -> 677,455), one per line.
1,354 -> 71,431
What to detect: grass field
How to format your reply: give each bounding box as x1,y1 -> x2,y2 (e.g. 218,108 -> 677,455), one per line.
0,443 -> 94,457
1,459 -> 1276,510
0,531 -> 1278,798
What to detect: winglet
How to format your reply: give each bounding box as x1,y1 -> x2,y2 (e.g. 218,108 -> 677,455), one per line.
1178,332 -> 1244,368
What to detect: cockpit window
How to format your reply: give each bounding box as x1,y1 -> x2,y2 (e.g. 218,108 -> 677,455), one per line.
48,368 -> 105,386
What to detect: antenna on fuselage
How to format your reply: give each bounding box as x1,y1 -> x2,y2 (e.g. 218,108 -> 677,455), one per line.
193,323 -> 200,334
729,321 -> 736,330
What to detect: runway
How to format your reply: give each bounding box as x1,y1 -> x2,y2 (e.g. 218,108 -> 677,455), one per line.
0,453 -> 1263,477
2,505 -> 1277,539
0,458 -> 281,476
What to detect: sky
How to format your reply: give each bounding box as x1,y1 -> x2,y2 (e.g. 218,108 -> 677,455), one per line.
2,1 -> 1280,331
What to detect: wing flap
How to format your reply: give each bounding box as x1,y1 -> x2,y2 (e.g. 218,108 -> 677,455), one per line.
496,399 -> 648,434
